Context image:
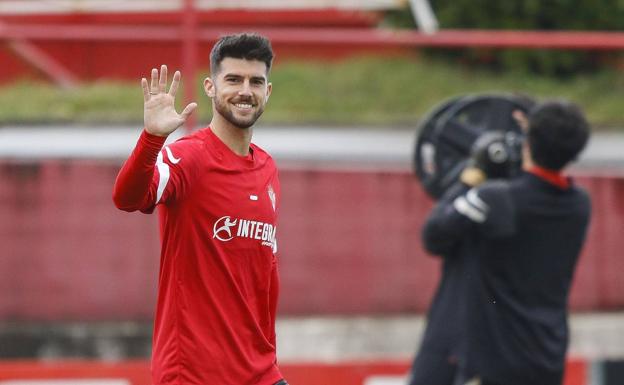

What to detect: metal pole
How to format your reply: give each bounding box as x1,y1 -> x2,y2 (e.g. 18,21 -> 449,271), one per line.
182,0 -> 198,132
408,0 -> 439,35
8,38 -> 78,89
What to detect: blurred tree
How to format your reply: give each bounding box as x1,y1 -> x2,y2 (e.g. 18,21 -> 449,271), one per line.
384,0 -> 624,76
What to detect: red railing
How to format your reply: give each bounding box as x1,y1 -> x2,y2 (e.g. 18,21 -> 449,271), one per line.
2,10 -> 624,85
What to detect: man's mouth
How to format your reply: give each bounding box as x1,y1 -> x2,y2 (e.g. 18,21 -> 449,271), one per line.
233,102 -> 254,110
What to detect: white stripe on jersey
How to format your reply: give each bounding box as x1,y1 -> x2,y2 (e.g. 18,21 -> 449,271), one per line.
155,151 -> 170,204
165,146 -> 181,164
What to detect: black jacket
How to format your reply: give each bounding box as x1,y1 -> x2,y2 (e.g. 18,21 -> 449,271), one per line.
417,182 -> 470,359
422,171 -> 591,385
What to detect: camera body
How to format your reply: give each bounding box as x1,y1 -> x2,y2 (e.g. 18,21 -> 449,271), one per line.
469,131 -> 524,180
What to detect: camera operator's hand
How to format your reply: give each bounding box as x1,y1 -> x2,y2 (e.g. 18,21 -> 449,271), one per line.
461,130 -> 522,187
459,131 -> 502,187
460,166 -> 487,187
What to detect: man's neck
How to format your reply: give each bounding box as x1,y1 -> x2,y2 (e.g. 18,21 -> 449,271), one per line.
209,114 -> 253,156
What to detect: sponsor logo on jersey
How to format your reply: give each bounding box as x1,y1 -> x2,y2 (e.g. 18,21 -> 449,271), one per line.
212,215 -> 277,249
213,216 -> 238,241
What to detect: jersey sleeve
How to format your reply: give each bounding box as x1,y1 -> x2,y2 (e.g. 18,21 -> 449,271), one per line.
113,130 -> 199,213
268,258 -> 280,348
268,160 -> 281,255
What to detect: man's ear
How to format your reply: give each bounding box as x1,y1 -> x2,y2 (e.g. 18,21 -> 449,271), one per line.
204,77 -> 215,97
266,82 -> 272,101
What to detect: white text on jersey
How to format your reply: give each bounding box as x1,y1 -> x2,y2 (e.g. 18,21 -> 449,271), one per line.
213,215 -> 277,250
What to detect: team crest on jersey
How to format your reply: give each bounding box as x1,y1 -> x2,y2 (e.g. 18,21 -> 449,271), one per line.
212,215 -> 277,251
267,184 -> 276,212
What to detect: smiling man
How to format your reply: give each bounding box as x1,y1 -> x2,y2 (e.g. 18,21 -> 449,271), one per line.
112,33 -> 286,385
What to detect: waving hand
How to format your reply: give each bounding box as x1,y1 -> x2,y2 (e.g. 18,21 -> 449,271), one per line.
142,65 -> 197,137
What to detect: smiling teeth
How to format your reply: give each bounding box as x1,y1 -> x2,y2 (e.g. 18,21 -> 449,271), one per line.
235,103 -> 252,108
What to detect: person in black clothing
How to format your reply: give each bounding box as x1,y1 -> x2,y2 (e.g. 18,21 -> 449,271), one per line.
408,131 -> 520,385
408,129 -> 525,385
420,100 -> 591,385
407,178 -> 468,385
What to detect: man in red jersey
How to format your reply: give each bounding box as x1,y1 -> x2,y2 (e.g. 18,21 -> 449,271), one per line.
113,33 -> 288,385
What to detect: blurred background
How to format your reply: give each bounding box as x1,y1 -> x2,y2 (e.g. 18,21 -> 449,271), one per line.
0,1 -> 623,384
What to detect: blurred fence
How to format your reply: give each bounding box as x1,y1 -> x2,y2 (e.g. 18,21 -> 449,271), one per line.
0,0 -> 405,13
0,159 -> 622,321
2,4 -> 624,86
0,3 -> 390,86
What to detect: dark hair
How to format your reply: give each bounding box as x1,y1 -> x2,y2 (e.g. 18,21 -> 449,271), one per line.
210,33 -> 274,75
527,100 -> 590,170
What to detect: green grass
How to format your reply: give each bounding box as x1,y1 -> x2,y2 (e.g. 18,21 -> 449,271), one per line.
1,56 -> 623,129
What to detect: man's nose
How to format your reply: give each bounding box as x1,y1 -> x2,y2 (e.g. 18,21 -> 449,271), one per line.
238,80 -> 252,96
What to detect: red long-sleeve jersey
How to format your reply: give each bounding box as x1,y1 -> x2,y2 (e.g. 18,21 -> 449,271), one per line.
113,128 -> 282,385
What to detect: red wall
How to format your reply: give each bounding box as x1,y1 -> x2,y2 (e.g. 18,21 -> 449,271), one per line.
0,160 -> 622,321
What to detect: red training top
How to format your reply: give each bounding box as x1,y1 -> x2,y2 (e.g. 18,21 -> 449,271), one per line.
113,128 -> 283,385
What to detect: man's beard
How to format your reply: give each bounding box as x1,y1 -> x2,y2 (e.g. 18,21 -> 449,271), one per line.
214,94 -> 266,129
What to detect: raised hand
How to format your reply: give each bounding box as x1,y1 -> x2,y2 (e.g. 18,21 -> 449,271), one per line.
142,64 -> 197,137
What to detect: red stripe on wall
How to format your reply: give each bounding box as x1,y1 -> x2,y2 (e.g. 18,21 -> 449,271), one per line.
0,359 -> 589,385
